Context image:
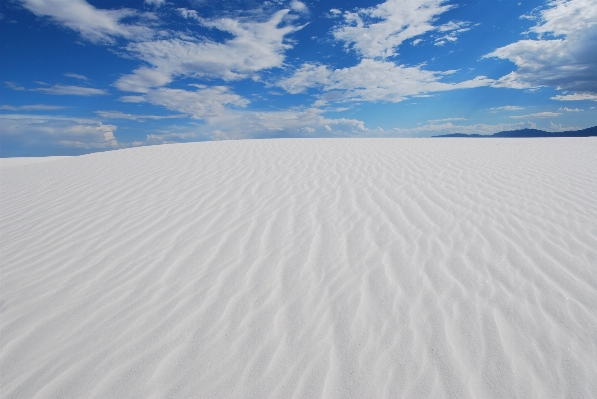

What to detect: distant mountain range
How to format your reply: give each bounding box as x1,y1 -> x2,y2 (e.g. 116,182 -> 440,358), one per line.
433,126 -> 597,138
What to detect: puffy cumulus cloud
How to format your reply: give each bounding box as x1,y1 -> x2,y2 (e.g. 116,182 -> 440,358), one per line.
290,1 -> 308,14
278,59 -> 492,102
390,121 -> 539,137
0,114 -> 119,149
551,93 -> 597,101
485,0 -> 597,94
19,0 -> 154,43
332,0 -> 468,58
531,0 -> 597,37
32,84 -> 108,96
116,9 -> 303,93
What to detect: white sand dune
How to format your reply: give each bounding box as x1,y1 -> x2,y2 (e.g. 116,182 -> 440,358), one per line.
1,138 -> 596,398
0,157 -> 72,170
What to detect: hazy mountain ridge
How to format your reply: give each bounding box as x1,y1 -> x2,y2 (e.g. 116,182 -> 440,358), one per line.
433,126 -> 597,138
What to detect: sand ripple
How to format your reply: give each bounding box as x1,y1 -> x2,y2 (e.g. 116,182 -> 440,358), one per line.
1,139 -> 596,398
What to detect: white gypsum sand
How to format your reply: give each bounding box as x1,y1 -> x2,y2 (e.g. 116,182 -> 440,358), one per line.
1,138 -> 596,398
0,156 -> 72,170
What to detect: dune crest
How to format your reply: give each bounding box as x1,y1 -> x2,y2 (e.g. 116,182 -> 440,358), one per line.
1,139 -> 596,398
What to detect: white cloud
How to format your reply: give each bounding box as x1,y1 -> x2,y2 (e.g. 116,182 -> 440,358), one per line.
531,0 -> 597,37
390,121 -> 539,137
428,117 -> 466,123
551,93 -> 597,101
549,121 -> 581,131
290,1 -> 308,14
485,0 -> 597,94
145,0 -> 165,7
95,111 -> 186,120
127,106 -> 375,144
115,67 -> 172,93
64,73 -> 88,81
559,107 -> 583,112
332,0 -> 468,58
278,63 -> 331,94
145,132 -> 197,144
0,104 -> 69,111
205,108 -> 372,139
32,84 -> 108,96
5,81 -> 26,91
136,86 -> 250,119
115,10 -> 303,92
510,112 -> 561,119
20,0 -> 154,43
434,21 -> 471,46
0,114 -> 118,149
279,59 -> 492,102
490,105 -> 524,111
177,8 -> 199,20
118,96 -> 146,103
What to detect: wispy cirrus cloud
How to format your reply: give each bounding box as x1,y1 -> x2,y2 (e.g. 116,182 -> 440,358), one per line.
278,59 -> 492,103
490,105 -> 524,111
434,21 -> 472,46
115,9 -> 304,93
96,110 -> 186,120
278,0 -> 488,105
509,111 -> 561,119
5,81 -> 26,91
551,93 -> 597,101
64,73 -> 88,81
124,86 -> 250,120
332,0 -> 467,58
428,117 -> 466,123
0,104 -> 69,111
19,0 -> 155,43
32,84 -> 108,96
144,0 -> 165,8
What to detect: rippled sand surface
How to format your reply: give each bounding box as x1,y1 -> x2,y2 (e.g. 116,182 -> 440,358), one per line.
1,139 -> 596,398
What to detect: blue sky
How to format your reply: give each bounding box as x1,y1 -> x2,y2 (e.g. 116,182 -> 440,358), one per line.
1,0 -> 596,156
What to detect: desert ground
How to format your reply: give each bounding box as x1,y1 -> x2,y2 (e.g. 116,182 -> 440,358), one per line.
1,138 -> 596,398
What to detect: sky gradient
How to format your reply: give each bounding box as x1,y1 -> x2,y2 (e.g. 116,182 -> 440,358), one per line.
1,0 -> 596,156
